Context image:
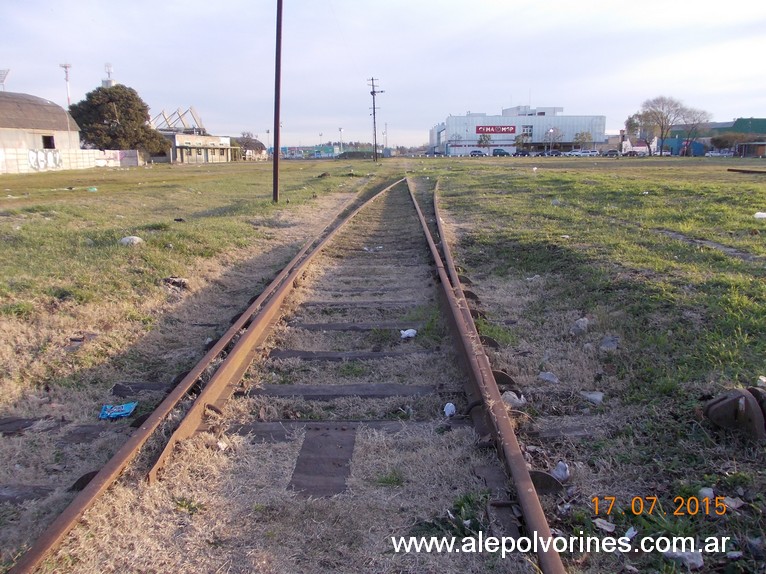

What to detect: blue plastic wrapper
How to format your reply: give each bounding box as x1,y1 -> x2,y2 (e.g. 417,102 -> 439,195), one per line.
99,401 -> 138,420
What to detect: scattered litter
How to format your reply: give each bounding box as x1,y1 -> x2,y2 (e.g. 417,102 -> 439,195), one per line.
560,234 -> 570,239
400,329 -> 417,339
363,245 -> 384,252
726,551 -> 743,560
758,375 -> 766,387
754,212 -> 766,219
532,167 -> 538,173
119,236 -> 144,246
501,390 -> 527,408
443,403 -> 456,417
174,217 -> 186,222
551,461 -> 570,482
526,274 -> 541,281
723,496 -> 745,511
593,518 -> 616,533
624,526 -> 639,540
580,391 -> 604,405
163,276 -> 189,290
87,187 -> 98,192
599,335 -> 620,352
551,199 -> 561,206
663,549 -> 704,570
538,371 -> 559,384
99,401 -> 138,420
569,317 -> 589,336
698,487 -> 715,500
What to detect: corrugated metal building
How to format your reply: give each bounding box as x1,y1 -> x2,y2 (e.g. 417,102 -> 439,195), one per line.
0,91 -> 139,173
0,92 -> 81,150
430,105 -> 606,156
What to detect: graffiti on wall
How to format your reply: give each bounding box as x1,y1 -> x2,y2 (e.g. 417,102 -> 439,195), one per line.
28,149 -> 63,171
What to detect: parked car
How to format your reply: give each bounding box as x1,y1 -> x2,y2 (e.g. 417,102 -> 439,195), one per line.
492,149 -> 511,156
705,150 -> 733,157
566,149 -> 599,157
469,150 -> 487,157
603,149 -> 620,158
512,150 -> 530,157
548,150 -> 562,157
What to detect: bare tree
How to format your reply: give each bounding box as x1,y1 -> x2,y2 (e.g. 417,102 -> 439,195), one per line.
514,133 -> 530,151
640,96 -> 686,156
574,131 -> 593,149
544,127 -> 563,152
679,107 -> 712,156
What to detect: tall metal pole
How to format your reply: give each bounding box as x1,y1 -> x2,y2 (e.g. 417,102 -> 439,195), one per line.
368,77 -> 383,162
272,0 -> 283,203
60,64 -> 71,106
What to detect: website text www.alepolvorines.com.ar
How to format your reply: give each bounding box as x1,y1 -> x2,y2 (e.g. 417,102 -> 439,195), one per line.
391,530 -> 732,559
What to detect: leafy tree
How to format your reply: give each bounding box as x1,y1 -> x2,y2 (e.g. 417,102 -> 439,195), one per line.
69,85 -> 169,154
710,132 -> 750,151
624,114 -> 641,138
477,133 -> 492,153
237,131 -> 265,154
639,96 -> 685,156
625,111 -> 659,152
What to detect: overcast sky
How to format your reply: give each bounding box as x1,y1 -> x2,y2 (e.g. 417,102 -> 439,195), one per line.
2,0 -> 764,148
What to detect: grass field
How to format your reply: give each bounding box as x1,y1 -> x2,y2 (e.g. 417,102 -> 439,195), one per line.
425,156 -> 766,573
1,156 -> 765,572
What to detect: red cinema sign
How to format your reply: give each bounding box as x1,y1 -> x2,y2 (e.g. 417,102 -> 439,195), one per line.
476,125 -> 516,134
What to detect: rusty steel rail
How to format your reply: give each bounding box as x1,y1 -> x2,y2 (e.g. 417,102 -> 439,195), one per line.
147,177 -> 405,482
408,178 -> 566,574
12,176 -> 564,573
9,179 -> 403,574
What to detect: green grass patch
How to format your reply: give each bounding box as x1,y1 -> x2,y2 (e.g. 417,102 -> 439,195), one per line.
375,468 -> 405,487
0,161 -> 382,315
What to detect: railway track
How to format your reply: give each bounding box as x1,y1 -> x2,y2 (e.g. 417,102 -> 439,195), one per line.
10,178 -> 565,573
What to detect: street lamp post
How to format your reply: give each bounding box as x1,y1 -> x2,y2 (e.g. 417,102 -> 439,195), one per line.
339,128 -> 343,154
548,128 -> 554,154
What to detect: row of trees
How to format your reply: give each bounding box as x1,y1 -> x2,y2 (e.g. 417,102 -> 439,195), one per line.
471,129 -> 595,153
626,96 -> 710,156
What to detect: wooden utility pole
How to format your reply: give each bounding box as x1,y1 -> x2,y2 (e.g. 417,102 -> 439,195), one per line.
272,0 -> 283,202
368,77 -> 383,162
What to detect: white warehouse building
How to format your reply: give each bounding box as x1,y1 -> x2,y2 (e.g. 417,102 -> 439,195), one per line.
430,105 -> 606,156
